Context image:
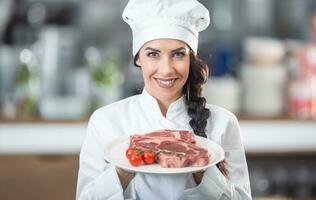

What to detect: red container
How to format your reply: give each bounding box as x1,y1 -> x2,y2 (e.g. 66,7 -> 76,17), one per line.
288,77 -> 316,120
287,12 -> 316,120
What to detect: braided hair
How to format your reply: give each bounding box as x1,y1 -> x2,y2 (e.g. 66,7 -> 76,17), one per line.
184,50 -> 228,177
183,50 -> 210,138
134,49 -> 228,177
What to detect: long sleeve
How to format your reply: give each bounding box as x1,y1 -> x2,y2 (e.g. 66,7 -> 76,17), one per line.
181,114 -> 252,200
76,112 -> 136,200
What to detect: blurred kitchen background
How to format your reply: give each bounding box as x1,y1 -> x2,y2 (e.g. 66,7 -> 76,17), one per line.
0,0 -> 316,199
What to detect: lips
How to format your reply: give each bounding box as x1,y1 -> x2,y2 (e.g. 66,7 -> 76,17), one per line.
154,78 -> 178,88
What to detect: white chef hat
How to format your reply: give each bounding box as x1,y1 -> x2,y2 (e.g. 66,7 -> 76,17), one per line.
122,0 -> 210,56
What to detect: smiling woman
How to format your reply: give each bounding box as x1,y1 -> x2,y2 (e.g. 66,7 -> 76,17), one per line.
135,39 -> 190,116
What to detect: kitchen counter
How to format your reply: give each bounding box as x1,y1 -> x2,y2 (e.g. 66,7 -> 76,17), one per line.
0,120 -> 315,154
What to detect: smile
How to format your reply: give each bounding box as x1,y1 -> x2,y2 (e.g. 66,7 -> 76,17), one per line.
154,78 -> 178,88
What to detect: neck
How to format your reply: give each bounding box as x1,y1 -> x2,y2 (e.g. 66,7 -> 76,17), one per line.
156,99 -> 170,117
156,94 -> 182,117
145,88 -> 183,117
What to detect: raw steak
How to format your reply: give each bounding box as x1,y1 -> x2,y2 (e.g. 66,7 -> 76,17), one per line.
129,130 -> 209,168
130,129 -> 196,145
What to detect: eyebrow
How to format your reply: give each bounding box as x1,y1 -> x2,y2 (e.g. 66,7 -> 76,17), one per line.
144,47 -> 187,53
171,47 -> 187,52
145,47 -> 160,52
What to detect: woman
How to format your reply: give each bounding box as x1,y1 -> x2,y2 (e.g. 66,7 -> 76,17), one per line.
76,0 -> 252,199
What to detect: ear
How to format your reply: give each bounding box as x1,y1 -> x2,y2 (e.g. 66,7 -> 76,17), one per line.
136,57 -> 141,67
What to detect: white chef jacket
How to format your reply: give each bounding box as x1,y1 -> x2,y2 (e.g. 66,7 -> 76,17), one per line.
76,88 -> 252,200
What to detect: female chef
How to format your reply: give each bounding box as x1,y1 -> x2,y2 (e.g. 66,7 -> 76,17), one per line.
76,0 -> 252,199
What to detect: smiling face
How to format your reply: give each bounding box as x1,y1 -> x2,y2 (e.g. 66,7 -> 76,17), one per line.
136,39 -> 190,104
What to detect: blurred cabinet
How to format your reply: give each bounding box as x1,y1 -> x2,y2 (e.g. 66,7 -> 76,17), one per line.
0,155 -> 78,200
248,155 -> 316,199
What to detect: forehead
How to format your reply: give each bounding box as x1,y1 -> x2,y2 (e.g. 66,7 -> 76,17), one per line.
142,39 -> 189,51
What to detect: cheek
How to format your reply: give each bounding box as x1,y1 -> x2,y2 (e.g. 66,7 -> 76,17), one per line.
184,59 -> 190,80
177,61 -> 190,80
183,69 -> 190,84
184,65 -> 190,77
140,64 -> 155,81
138,57 -> 154,77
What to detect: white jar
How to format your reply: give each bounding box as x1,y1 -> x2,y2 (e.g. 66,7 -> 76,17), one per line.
241,64 -> 288,117
204,77 -> 241,114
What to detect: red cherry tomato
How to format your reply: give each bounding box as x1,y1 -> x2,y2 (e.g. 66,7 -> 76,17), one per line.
143,150 -> 155,165
125,147 -> 135,160
129,152 -> 143,166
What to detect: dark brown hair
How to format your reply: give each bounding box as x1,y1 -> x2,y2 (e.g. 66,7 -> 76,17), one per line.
183,50 -> 228,177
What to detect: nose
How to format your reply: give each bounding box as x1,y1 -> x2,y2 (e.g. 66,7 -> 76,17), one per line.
159,56 -> 175,76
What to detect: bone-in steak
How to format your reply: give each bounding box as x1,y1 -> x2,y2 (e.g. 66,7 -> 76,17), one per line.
129,130 -> 209,168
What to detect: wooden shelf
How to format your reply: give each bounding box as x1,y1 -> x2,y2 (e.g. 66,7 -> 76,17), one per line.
0,117 -> 89,124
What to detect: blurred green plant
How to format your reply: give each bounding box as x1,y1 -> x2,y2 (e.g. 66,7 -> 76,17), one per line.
86,47 -> 125,110
90,56 -> 122,88
15,63 -> 30,87
14,51 -> 39,118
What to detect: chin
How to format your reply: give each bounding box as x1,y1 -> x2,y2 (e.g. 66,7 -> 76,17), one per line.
154,87 -> 182,101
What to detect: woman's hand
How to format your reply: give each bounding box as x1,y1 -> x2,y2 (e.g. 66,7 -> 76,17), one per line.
192,170 -> 205,185
115,167 -> 136,191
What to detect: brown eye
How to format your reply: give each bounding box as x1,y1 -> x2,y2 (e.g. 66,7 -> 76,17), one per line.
147,52 -> 159,57
173,52 -> 185,58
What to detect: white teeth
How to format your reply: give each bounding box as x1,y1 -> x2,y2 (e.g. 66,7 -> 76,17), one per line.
157,79 -> 175,85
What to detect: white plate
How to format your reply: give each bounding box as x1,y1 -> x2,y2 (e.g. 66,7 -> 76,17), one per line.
104,136 -> 224,174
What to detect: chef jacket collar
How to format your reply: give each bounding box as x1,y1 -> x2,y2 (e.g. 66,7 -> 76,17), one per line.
140,87 -> 186,119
